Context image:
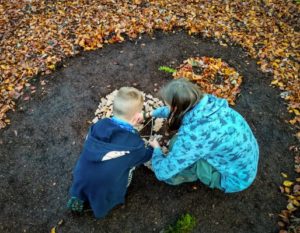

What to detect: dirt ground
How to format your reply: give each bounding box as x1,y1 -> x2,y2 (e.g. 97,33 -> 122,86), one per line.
0,31 -> 298,233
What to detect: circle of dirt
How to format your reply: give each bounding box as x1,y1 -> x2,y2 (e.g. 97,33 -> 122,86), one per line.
0,31 -> 297,233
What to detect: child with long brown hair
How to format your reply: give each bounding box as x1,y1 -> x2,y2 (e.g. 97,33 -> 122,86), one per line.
148,78 -> 259,192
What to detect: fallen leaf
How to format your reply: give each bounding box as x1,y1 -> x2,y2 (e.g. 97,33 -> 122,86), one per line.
283,180 -> 294,187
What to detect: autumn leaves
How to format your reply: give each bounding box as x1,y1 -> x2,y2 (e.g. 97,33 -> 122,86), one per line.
0,0 -> 299,129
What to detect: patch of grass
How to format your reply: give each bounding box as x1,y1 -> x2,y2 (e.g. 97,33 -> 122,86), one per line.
159,66 -> 176,74
164,213 -> 197,233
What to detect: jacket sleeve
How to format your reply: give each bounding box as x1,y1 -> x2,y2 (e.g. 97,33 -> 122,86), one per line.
152,106 -> 170,118
152,132 -> 201,181
131,146 -> 153,167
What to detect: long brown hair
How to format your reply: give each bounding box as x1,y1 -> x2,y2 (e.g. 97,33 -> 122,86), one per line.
160,78 -> 204,131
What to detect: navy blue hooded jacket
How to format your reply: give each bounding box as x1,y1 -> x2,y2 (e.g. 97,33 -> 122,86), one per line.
70,118 -> 152,218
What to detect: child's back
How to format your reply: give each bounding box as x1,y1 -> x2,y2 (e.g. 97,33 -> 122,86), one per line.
68,87 -> 152,218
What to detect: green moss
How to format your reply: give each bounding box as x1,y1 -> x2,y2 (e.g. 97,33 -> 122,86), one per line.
164,213 -> 197,233
159,66 -> 176,74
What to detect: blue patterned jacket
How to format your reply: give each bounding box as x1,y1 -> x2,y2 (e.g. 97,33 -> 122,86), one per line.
152,94 -> 259,193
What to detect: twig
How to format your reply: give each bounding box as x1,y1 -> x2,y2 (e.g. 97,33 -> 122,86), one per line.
150,118 -> 154,138
140,118 -> 154,139
138,118 -> 153,132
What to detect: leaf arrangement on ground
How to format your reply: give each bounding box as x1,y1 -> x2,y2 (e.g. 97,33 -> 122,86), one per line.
173,57 -> 242,105
0,0 -> 299,130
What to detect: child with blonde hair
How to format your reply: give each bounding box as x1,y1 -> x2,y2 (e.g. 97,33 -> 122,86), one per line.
68,87 -> 153,218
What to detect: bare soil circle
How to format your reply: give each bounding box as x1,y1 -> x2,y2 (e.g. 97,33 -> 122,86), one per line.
0,31 -> 297,233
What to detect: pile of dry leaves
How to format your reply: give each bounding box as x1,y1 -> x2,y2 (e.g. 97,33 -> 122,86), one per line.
0,0 -> 299,130
174,57 -> 242,105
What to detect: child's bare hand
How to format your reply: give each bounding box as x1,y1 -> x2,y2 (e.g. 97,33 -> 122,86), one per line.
149,138 -> 160,148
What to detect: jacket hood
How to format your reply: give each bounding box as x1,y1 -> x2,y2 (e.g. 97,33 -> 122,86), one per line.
81,119 -> 145,162
182,94 -> 228,124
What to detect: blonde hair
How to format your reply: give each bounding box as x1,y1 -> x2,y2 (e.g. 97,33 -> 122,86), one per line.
113,87 -> 144,119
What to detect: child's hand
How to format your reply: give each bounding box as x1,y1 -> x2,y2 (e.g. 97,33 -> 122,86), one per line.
149,138 -> 161,148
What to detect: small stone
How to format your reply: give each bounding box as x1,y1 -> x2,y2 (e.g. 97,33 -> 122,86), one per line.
278,221 -> 285,227
153,88 -> 158,92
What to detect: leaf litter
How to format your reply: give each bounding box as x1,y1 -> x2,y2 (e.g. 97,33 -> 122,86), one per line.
0,0 -> 299,131
173,57 -> 242,105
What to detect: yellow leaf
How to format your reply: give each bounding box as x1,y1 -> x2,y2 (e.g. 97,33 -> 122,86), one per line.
58,10 -> 65,15
277,82 -> 284,87
48,64 -> 55,70
283,180 -> 294,187
281,172 -> 288,178
293,109 -> 300,116
286,194 -> 295,200
287,202 -> 296,211
271,79 -> 278,85
7,86 -> 14,91
292,199 -> 300,207
0,64 -> 8,70
50,227 -> 56,233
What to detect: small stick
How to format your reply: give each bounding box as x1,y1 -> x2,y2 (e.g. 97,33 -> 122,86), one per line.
149,118 -> 154,139
138,118 -> 153,132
